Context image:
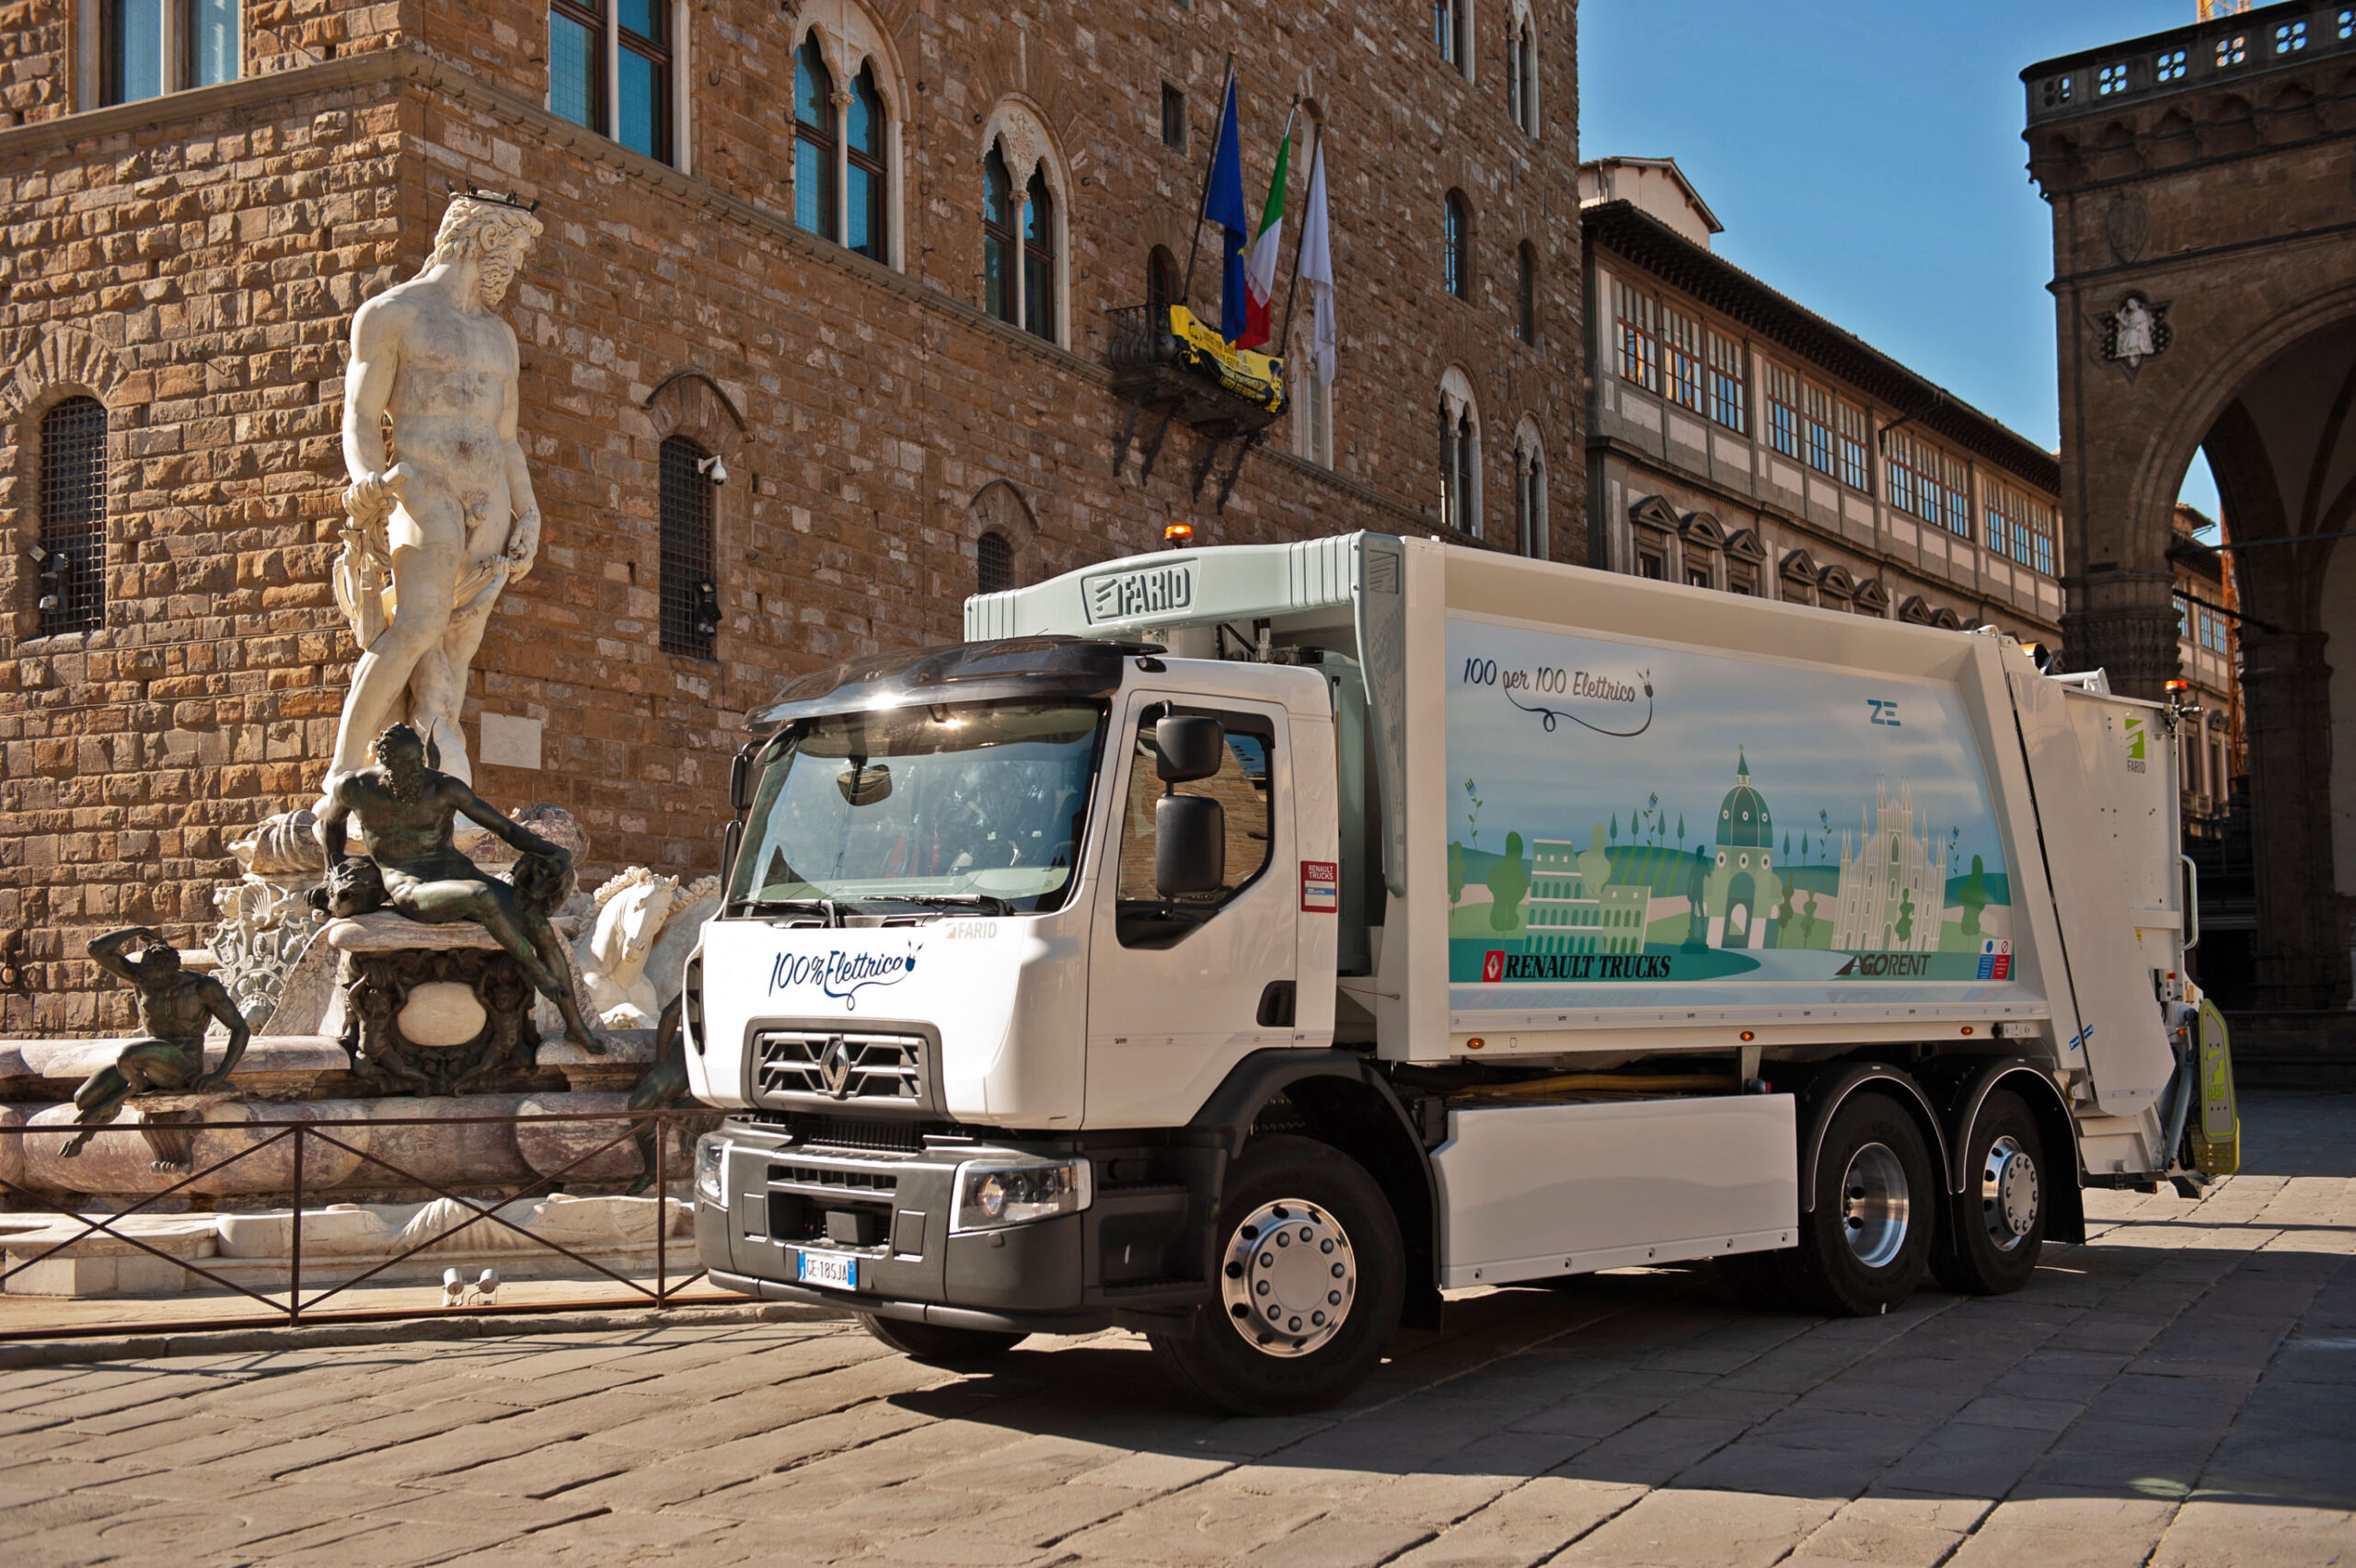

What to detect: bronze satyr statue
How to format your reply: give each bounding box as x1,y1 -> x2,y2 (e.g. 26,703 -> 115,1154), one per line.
317,722 -> 603,1053
61,927 -> 250,1162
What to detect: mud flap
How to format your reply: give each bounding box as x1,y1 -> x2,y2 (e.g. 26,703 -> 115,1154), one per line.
2190,998 -> 2239,1176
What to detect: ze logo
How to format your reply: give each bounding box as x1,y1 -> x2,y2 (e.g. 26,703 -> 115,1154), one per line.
1868,698 -> 1902,727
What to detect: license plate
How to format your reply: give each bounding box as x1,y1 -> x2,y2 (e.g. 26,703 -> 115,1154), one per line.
796,1250 -> 859,1291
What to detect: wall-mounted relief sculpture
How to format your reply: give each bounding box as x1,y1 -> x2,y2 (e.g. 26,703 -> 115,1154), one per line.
2101,294 -> 2172,375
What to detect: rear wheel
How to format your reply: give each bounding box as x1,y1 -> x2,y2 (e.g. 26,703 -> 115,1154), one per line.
1778,1090 -> 1935,1316
1931,1089 -> 2047,1295
1149,1135 -> 1403,1415
858,1312 -> 1026,1363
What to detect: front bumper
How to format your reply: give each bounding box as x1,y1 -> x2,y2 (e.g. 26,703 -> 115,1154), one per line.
698,1119 -> 1206,1333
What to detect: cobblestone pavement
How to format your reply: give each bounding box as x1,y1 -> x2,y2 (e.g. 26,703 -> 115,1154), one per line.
4,1091 -> 2350,1568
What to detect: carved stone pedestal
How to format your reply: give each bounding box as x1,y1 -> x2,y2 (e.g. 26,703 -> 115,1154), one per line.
326,916 -> 547,1095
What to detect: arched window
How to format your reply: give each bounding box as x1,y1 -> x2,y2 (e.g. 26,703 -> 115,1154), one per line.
1514,424 -> 1546,559
793,41 -> 837,241
1443,192 -> 1470,301
1438,373 -> 1482,539
1147,246 -> 1180,317
983,146 -> 1016,325
1516,242 -> 1536,344
658,435 -> 716,658
1505,11 -> 1538,134
846,65 -> 887,260
976,531 -> 1015,595
1022,167 -> 1057,344
37,397 -> 108,634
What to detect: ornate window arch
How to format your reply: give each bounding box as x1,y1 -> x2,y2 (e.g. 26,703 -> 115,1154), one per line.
1504,0 -> 1539,136
1438,366 -> 1484,540
970,480 -> 1038,596
1512,416 -> 1546,559
978,101 -> 1072,346
5,329 -> 128,640
786,1 -> 908,268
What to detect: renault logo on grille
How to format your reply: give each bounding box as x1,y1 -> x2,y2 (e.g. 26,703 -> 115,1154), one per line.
817,1036 -> 854,1098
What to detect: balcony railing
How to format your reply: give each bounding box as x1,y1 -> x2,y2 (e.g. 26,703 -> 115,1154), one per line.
2025,3 -> 2356,124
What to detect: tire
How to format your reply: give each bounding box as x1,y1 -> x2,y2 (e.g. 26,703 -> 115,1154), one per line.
858,1312 -> 1027,1363
1777,1090 -> 1936,1316
1930,1089 -> 2048,1296
1148,1135 -> 1405,1416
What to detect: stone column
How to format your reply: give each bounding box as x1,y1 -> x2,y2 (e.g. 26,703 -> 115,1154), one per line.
2062,572 -> 2179,699
2239,628 -> 2347,1010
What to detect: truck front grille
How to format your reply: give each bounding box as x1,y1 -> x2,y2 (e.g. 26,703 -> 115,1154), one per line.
755,1029 -> 928,1108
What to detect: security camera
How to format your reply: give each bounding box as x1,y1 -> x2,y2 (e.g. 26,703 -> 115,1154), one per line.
697,454 -> 729,486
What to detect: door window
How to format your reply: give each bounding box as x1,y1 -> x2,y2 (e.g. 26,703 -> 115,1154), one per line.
1114,709 -> 1275,947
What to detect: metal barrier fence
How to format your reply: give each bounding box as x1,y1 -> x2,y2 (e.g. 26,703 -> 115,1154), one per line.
0,1108 -> 744,1340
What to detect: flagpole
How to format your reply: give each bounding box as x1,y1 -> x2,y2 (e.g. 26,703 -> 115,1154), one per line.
1274,117 -> 1322,365
1178,53 -> 1237,309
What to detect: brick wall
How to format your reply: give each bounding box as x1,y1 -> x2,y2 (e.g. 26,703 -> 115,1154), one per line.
0,0 -> 1584,1032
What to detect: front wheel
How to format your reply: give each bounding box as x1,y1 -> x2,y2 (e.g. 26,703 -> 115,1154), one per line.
1149,1135 -> 1404,1415
1777,1090 -> 1936,1316
1930,1089 -> 2047,1295
858,1312 -> 1026,1364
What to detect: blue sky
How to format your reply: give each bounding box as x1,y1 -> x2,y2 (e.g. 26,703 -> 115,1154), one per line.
1578,1 -> 2223,522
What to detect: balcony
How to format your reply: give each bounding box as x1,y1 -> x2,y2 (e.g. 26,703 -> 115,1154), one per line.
1105,303 -> 1287,509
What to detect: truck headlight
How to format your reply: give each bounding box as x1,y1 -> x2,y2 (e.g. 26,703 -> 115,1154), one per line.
695,1136 -> 729,1210
951,1155 -> 1091,1233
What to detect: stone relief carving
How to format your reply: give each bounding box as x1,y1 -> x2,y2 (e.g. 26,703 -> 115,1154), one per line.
2102,294 -> 2172,374
573,868 -> 679,1030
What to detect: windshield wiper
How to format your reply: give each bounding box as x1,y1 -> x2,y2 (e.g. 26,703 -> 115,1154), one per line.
872,893 -> 1016,917
724,897 -> 842,926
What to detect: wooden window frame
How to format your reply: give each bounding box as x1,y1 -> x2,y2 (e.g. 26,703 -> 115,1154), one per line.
983,144 -> 1016,325
793,40 -> 837,242
1614,281 -> 1658,392
845,64 -> 888,262
1706,330 -> 1746,432
1663,305 -> 1704,414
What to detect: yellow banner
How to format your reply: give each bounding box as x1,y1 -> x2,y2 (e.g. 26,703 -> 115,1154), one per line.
1167,305 -> 1286,415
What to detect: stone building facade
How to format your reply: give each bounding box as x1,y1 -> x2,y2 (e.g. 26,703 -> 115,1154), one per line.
1580,157 -> 2063,643
0,0 -> 1587,1032
2169,502 -> 2242,824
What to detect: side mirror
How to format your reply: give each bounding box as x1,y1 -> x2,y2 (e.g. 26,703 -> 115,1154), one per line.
720,818 -> 744,894
1155,716 -> 1227,784
729,748 -> 755,813
1155,794 -> 1225,896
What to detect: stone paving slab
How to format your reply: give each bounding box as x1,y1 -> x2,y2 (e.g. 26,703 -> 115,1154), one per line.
0,1091 -> 2351,1566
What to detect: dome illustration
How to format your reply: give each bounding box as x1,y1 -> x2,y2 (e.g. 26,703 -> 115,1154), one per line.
1715,749 -> 1772,849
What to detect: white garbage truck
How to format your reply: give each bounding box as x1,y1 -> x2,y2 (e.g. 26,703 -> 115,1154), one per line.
684,534 -> 2237,1412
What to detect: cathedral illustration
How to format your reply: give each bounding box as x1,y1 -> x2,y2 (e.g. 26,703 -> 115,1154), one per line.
1832,779 -> 1950,953
1702,751 -> 1783,950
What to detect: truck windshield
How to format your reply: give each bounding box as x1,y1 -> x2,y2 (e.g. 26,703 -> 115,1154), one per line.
730,700 -> 1107,916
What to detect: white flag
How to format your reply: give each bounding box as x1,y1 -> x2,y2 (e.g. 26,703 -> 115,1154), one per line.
1299,143 -> 1335,384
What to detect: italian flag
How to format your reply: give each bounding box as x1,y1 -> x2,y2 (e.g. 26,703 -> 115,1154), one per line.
1235,124 -> 1290,352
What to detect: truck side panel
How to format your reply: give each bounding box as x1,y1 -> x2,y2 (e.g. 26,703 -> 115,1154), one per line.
1433,1095 -> 1798,1287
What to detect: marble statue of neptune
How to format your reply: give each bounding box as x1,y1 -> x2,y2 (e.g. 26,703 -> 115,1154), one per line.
329,192 -> 547,788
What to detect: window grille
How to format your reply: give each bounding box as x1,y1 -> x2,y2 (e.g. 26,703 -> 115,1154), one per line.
616,0 -> 670,163
550,1 -> 606,133
1765,363 -> 1798,458
1803,384 -> 1834,476
1943,453 -> 1973,541
793,41 -> 837,241
38,398 -> 108,635
1983,478 -> 2056,575
1444,192 -> 1470,301
1613,281 -> 1657,392
976,531 -> 1015,595
1836,403 -> 1869,491
1706,331 -> 1746,432
1161,83 -> 1186,150
659,436 -> 715,658
1664,306 -> 1703,413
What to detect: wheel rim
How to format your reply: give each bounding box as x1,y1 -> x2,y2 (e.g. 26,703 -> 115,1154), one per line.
1219,1199 -> 1357,1357
1980,1134 -> 2039,1251
1839,1141 -> 1911,1270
